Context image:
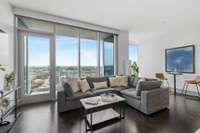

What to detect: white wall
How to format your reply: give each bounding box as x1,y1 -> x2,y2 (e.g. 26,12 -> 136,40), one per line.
118,31 -> 129,75
0,0 -> 14,89
138,23 -> 200,93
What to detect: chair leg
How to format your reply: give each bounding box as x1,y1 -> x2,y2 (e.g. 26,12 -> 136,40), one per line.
160,80 -> 164,88
196,84 -> 200,96
185,83 -> 189,96
182,82 -> 186,94
166,80 -> 169,88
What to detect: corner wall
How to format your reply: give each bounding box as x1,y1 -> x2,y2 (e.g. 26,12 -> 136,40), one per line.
0,0 -> 14,89
138,24 -> 200,93
118,31 -> 129,75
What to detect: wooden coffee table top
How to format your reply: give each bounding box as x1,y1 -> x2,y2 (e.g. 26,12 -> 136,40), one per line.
80,94 -> 125,110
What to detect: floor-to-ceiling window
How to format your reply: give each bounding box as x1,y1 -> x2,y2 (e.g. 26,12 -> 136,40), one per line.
100,33 -> 114,76
25,35 -> 50,95
129,44 -> 138,64
128,44 -> 139,75
56,25 -> 79,82
16,16 -> 118,103
17,17 -> 55,97
80,30 -> 98,77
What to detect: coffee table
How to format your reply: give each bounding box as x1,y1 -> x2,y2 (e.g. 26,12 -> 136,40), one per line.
80,94 -> 125,132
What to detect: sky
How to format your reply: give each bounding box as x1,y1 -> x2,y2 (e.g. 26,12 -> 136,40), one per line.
28,35 -> 138,66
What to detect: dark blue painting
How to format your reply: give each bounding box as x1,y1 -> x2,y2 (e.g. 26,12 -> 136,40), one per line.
165,45 -> 195,73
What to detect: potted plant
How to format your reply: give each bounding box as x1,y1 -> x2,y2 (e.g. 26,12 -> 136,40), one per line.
4,72 -> 15,91
131,61 -> 139,76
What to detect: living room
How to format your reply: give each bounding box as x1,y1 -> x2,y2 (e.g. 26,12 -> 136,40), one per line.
0,0 -> 200,133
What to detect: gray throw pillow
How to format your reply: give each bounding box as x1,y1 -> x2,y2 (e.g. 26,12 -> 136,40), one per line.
62,80 -> 74,97
128,76 -> 141,88
136,78 -> 146,96
136,80 -> 162,96
141,81 -> 162,91
128,76 -> 135,87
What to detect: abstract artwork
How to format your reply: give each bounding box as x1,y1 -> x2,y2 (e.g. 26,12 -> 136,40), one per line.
165,45 -> 195,73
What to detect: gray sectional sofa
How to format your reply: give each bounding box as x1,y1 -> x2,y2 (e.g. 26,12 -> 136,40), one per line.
57,76 -> 169,115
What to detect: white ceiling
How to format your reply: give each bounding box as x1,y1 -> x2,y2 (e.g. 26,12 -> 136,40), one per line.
8,0 -> 200,41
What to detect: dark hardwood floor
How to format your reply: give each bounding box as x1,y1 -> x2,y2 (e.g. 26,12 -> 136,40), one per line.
10,95 -> 200,133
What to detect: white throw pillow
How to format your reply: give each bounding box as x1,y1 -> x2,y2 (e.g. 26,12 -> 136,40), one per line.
78,79 -> 91,92
93,81 -> 108,89
109,77 -> 121,87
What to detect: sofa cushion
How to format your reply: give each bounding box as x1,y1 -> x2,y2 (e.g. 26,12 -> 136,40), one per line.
120,88 -> 141,100
86,77 -> 108,88
92,88 -> 115,95
93,81 -> 108,89
66,91 -> 92,101
111,86 -> 129,92
136,80 -> 162,96
61,79 -> 74,97
65,77 -> 80,93
78,79 -> 91,93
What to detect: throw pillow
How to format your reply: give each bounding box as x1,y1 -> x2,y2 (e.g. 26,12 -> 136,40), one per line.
128,76 -> 135,87
133,77 -> 141,88
140,81 -> 162,91
66,77 -> 80,93
136,79 -> 162,96
86,77 -> 108,88
117,75 -> 128,86
109,77 -> 121,87
78,79 -> 91,92
136,78 -> 146,96
93,81 -> 108,89
61,79 -> 74,97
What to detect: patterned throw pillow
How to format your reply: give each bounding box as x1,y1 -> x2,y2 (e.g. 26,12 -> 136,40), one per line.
78,79 -> 91,92
93,81 -> 108,89
66,78 -> 80,93
117,75 -> 128,86
61,79 -> 74,96
109,77 -> 121,87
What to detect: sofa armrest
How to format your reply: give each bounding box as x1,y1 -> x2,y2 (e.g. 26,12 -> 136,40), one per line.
57,85 -> 66,112
141,88 -> 169,115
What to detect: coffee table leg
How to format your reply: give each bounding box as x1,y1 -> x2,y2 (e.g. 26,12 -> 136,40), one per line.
119,102 -> 122,119
123,102 -> 125,119
83,109 -> 87,133
90,112 -> 93,132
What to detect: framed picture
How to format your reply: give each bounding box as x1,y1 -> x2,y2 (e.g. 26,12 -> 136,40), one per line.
165,45 -> 195,73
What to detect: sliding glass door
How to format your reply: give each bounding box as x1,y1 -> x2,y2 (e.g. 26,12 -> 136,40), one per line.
100,33 -> 114,76
19,31 -> 55,103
